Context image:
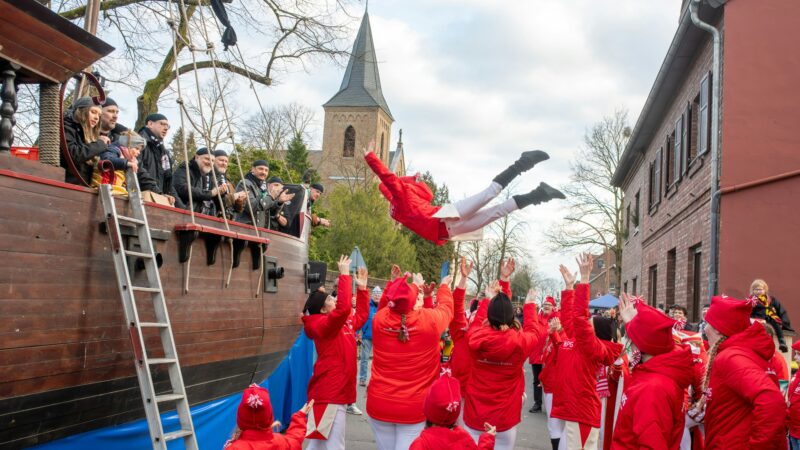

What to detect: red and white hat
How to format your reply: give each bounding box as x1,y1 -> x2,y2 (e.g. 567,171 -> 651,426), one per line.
423,369 -> 462,426
237,384 -> 274,432
705,295 -> 753,337
384,278 -> 418,314
544,296 -> 556,307
625,302 -> 676,356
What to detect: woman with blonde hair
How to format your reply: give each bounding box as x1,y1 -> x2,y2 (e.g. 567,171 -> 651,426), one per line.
748,278 -> 793,352
62,96 -> 109,185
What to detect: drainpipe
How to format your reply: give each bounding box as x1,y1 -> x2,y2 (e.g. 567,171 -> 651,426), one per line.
689,0 -> 722,298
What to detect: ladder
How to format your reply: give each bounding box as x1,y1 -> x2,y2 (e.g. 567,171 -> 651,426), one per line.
99,171 -> 198,450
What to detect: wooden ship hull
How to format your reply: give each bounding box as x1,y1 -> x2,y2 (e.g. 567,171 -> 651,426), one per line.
0,156 -> 313,448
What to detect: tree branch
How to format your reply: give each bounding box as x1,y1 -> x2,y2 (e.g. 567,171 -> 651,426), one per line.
59,0 -> 227,21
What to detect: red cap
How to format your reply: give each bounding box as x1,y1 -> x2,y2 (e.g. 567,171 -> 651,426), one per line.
385,279 -> 419,314
545,296 -> 556,307
237,384 -> 274,432
423,369 -> 462,426
705,295 -> 753,337
625,302 -> 676,356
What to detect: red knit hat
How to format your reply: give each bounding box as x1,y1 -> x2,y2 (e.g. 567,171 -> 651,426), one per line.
625,302 -> 676,356
545,296 -> 556,307
385,278 -> 418,314
705,295 -> 753,337
423,369 -> 462,426
792,339 -> 800,353
237,384 -> 274,432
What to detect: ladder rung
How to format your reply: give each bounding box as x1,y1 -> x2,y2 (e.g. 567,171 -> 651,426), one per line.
155,393 -> 185,403
139,322 -> 169,328
147,358 -> 177,365
162,430 -> 193,442
117,215 -> 146,225
131,286 -> 160,293
124,250 -> 153,258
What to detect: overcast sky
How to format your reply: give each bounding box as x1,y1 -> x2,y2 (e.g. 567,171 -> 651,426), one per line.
108,0 -> 681,283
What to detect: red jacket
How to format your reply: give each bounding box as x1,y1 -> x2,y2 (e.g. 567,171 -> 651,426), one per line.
367,284 -> 454,423
365,151 -> 449,245
302,275 -> 369,405
611,347 -> 694,450
529,310 -> 558,365
409,425 -> 495,450
704,323 -> 787,450
788,371 -> 800,438
550,284 -> 622,428
464,303 -> 546,432
540,290 -> 574,394
768,351 -> 789,382
225,411 -> 307,450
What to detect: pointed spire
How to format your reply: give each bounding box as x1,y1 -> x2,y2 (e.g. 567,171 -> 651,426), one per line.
323,11 -> 393,119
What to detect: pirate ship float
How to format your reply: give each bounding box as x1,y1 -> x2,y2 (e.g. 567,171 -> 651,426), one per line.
0,0 -> 323,447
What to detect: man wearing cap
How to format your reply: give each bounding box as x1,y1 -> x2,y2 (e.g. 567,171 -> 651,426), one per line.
173,147 -> 221,215
308,183 -> 331,228
211,149 -> 245,219
235,160 -> 293,228
137,113 -> 180,207
99,98 -> 128,143
265,176 -> 294,231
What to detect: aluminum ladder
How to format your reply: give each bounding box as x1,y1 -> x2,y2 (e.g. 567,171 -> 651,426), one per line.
99,171 -> 198,450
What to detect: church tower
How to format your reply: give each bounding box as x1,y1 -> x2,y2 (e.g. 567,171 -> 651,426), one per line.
318,11 -> 394,184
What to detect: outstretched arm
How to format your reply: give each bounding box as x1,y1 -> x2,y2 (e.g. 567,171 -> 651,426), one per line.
364,150 -> 404,199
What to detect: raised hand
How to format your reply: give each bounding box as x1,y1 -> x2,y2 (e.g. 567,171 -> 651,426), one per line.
559,264 -> 577,290
423,281 -> 437,297
548,317 -> 562,333
355,267 -> 369,290
458,257 -> 473,289
337,255 -> 351,275
391,264 -> 402,280
483,422 -> 497,436
300,399 -> 315,415
525,288 -> 539,304
484,280 -> 501,298
278,189 -> 295,203
500,258 -> 516,281
577,253 -> 593,284
618,292 -> 638,324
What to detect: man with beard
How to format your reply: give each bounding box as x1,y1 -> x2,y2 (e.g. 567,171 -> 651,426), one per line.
173,148 -> 221,215
211,149 -> 246,219
99,98 -> 128,142
235,160 -> 294,228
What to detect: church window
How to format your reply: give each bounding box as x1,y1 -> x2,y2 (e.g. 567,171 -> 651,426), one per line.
380,132 -> 385,159
343,126 -> 356,157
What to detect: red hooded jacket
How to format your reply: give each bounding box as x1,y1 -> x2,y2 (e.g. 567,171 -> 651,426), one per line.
409,426 -> 495,450
550,284 -> 623,428
302,275 -> 369,405
611,347 -> 694,450
528,310 -> 558,365
463,302 -> 546,432
704,323 -> 787,450
539,290 -> 573,394
788,370 -> 800,438
365,151 -> 449,245
367,284 -> 454,423
225,411 -> 307,450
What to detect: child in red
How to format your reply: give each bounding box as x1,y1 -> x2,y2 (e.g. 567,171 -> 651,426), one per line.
409,370 -> 496,450
787,340 -> 800,450
224,384 -> 311,450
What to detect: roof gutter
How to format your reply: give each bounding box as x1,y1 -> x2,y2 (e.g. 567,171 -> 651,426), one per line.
689,0 -> 722,299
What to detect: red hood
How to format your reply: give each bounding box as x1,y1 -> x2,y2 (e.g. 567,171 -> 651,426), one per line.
468,326 -> 519,360
635,346 -> 695,389
417,426 -> 479,447
719,322 -> 775,361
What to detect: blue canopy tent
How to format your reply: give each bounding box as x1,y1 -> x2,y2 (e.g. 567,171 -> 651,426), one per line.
589,294 -> 619,309
349,246 -> 367,291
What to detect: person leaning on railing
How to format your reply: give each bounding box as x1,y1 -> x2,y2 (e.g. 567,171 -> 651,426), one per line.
62,96 -> 109,185
235,160 -> 292,228
173,147 -> 221,215
212,149 -> 246,220
91,131 -> 143,196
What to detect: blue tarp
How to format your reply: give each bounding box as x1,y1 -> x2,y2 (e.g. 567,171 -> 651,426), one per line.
589,294 -> 619,309
32,330 -> 315,450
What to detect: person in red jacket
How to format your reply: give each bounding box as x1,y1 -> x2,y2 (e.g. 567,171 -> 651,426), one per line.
463,280 -> 546,449
363,146 -> 563,245
529,296 -> 558,413
224,384 -> 312,450
550,254 -> 622,450
692,295 -> 787,450
541,314 -> 567,450
409,369 -> 496,450
611,294 -> 694,449
367,272 -> 455,450
301,256 -> 370,449
786,340 -> 800,450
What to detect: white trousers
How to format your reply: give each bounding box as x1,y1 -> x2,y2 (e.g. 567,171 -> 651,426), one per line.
597,397 -> 607,448
466,425 -> 518,450
445,182 -> 517,237
307,404 -> 346,450
680,413 -> 704,450
368,417 -> 425,450
545,392 -> 565,439
559,421 -> 599,450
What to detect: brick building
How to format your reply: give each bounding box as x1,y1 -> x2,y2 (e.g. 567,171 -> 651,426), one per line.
612,0 -> 800,322
588,248 -> 619,299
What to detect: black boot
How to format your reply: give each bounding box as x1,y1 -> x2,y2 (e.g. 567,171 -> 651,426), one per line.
551,438 -> 560,450
513,182 -> 566,209
529,403 -> 542,413
493,150 -> 550,188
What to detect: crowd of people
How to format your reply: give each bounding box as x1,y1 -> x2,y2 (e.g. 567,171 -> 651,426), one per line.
61,97 -> 331,231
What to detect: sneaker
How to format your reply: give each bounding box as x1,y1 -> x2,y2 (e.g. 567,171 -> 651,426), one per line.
529,404 -> 542,413
346,404 -> 363,415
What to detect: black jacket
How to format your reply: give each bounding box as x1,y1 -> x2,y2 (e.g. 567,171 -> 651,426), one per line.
173,160 -> 216,215
103,123 -> 129,143
234,174 -> 276,227
137,127 -> 175,196
62,115 -> 107,185
751,295 -> 794,332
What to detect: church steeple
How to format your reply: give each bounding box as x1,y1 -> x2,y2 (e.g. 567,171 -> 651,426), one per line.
323,12 -> 393,119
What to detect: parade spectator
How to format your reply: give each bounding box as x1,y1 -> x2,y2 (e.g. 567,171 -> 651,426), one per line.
91,131 -> 143,196
308,183 -> 331,228
693,295 -> 786,449
62,96 -> 108,185
787,340 -> 800,450
749,279 -> 793,352
99,97 -> 128,142
529,296 -> 558,414
212,149 -> 246,219
173,148 -> 219,215
668,305 -> 698,332
137,113 -> 179,206
697,304 -> 711,340
408,370 -> 496,450
235,161 -> 292,228
366,270 -> 454,450
224,384 -> 312,450
611,294 -> 693,449
358,286 -> 381,387
302,256 -> 369,449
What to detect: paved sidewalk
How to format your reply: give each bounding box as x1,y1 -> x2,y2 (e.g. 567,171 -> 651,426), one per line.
337,363 -> 551,449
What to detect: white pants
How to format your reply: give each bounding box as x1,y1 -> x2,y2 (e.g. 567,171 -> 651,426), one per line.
368,417 -> 425,450
445,182 -> 517,237
545,392 -> 565,439
680,413 -> 704,450
597,397 -> 607,448
559,421 -> 599,450
307,404 -> 346,450
466,425 -> 518,450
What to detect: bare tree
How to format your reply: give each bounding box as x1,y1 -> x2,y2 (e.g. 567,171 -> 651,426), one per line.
239,103 -> 316,155
545,108 -> 631,290
489,182 -> 527,278
180,74 -> 242,151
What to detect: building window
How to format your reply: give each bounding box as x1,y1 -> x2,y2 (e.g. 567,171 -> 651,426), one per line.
687,243 -> 703,321
698,73 -> 712,156
648,265 -> 658,306
665,133 -> 675,188
633,191 -> 640,230
688,97 -> 699,163
623,281 -> 628,293
380,132 -> 385,160
673,115 -> 683,184
648,150 -> 662,211
343,126 -> 356,157
625,203 -> 631,237
632,277 -> 638,296
666,248 -> 677,307
682,102 -> 692,174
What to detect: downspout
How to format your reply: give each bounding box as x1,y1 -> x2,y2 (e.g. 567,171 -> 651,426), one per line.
689,0 -> 722,298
